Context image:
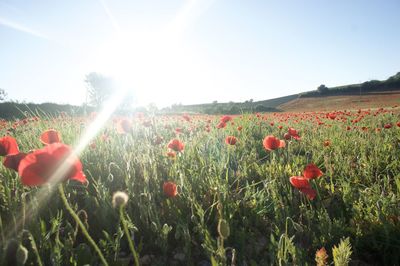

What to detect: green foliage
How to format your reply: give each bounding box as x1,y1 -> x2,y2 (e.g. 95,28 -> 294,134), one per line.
0,88 -> 7,102
85,72 -> 114,108
332,237 -> 352,266
0,108 -> 399,264
0,101 -> 92,120
317,84 -> 328,94
301,71 -> 400,97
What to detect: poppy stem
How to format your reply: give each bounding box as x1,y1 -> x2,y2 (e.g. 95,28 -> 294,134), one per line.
58,184 -> 109,266
119,206 -> 140,266
22,230 -> 44,266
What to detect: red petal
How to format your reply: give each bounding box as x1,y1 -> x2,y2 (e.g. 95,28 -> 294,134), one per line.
303,163 -> 323,179
18,152 -> 49,186
0,136 -> 19,156
299,187 -> 317,200
70,170 -> 87,184
279,140 -> 286,148
289,176 -> 311,189
263,135 -> 284,151
288,128 -> 298,136
18,143 -> 86,186
168,139 -> 184,152
3,152 -> 27,171
40,129 -> 61,145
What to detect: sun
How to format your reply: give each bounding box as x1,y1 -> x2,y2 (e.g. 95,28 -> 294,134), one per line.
84,29 -> 188,108
80,0 -> 217,108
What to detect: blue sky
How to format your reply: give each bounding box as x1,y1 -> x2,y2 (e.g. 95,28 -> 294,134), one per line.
0,0 -> 399,107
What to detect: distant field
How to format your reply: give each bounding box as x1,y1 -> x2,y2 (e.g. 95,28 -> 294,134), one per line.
280,91 -> 400,112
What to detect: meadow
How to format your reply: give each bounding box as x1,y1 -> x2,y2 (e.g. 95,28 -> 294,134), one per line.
0,108 -> 400,265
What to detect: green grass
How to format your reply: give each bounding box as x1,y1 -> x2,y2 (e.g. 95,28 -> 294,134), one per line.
0,110 -> 400,265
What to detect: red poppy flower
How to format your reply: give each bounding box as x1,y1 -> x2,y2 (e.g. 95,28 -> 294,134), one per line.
287,127 -> 301,140
18,143 -> 87,186
153,135 -> 164,145
303,163 -> 323,179
323,140 -> 331,147
40,129 -> 62,145
167,139 -> 184,152
220,115 -> 232,123
328,113 -> 336,120
300,187 -> 316,200
289,176 -> 316,200
262,135 -> 285,151
397,122 -> 400,127
289,176 -> 310,189
225,136 -> 237,145
384,123 -> 392,129
182,114 -> 191,122
3,152 -> 27,171
217,121 -> 227,129
0,136 -> 19,156
284,133 -> 291,140
163,181 -> 178,197
288,127 -> 297,135
116,119 -> 132,134
166,151 -> 176,158
237,126 -> 243,131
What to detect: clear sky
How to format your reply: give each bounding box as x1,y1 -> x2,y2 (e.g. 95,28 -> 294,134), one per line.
1,0 -> 399,107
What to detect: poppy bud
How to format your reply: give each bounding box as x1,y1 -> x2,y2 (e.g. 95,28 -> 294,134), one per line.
112,191 -> 129,208
225,136 -> 237,145
217,219 -> 230,239
315,247 -> 328,266
17,244 -> 29,265
4,239 -> 28,265
163,181 -> 178,198
77,210 -> 89,226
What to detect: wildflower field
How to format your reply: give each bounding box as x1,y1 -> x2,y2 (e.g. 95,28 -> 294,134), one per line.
1,108 -> 400,265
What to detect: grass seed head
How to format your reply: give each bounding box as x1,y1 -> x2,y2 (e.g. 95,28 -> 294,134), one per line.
112,191 -> 129,208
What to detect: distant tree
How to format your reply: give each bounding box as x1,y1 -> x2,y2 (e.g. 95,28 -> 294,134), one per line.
388,72 -> 400,81
147,103 -> 158,114
0,88 -> 7,102
317,84 -> 328,94
118,91 -> 135,113
361,80 -> 382,91
85,72 -> 113,108
228,104 -> 241,114
255,104 -> 267,112
214,105 -> 224,114
249,99 -> 253,103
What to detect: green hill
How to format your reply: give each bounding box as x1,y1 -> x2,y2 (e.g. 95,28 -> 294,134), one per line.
299,72 -> 400,97
2,72 -> 399,118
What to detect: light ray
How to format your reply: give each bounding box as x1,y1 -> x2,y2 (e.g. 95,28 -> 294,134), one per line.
0,16 -> 50,40
4,86 -> 128,241
98,0 -> 121,33
165,0 -> 216,36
